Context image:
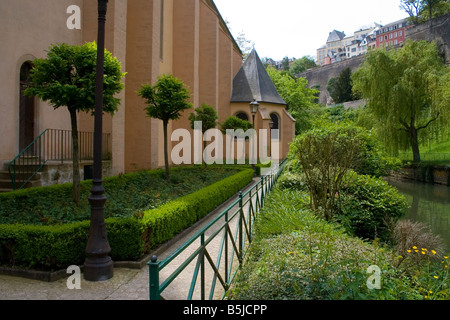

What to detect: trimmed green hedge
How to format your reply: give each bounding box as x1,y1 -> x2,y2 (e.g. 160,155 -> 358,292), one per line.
0,169 -> 254,271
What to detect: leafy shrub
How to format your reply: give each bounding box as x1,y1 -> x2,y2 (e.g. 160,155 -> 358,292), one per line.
276,171 -> 308,192
227,185 -> 426,300
227,179 -> 449,300
289,121 -> 367,221
336,171 -> 409,243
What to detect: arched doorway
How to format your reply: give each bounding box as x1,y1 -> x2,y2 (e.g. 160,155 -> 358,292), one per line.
19,62 -> 35,153
270,112 -> 280,140
235,112 -> 249,122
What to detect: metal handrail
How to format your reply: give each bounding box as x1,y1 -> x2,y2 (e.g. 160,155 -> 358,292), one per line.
8,129 -> 111,191
8,129 -> 48,190
148,159 -> 287,300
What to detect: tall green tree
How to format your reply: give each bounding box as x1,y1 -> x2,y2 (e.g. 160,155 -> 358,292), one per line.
266,67 -> 321,134
281,57 -> 290,71
189,103 -> 219,167
289,56 -> 317,76
25,42 -> 125,204
352,40 -> 449,162
138,74 -> 192,181
401,0 -> 450,23
327,67 -> 357,104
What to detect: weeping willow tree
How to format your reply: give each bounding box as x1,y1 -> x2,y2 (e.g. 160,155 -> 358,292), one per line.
352,40 -> 449,162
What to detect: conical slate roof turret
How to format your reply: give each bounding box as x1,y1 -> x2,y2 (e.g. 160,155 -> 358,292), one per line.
231,49 -> 286,105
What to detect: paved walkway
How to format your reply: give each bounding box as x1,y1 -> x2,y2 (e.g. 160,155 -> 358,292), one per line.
0,178 -> 262,300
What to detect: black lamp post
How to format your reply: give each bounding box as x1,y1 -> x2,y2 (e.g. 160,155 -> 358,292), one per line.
269,120 -> 274,159
84,0 -> 113,282
249,100 -> 259,173
250,99 -> 259,126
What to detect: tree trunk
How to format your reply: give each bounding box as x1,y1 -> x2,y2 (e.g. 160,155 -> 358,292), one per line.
203,139 -> 207,169
410,124 -> 421,163
69,108 -> 81,205
163,120 -> 170,182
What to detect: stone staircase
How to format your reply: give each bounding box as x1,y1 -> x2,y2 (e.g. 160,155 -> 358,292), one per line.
0,159 -> 44,193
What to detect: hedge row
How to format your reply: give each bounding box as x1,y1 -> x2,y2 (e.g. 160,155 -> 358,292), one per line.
0,169 -> 254,271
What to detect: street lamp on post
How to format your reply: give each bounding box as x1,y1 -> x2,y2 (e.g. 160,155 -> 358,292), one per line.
250,99 -> 259,126
249,100 -> 259,174
84,0 -> 114,282
269,120 -> 274,158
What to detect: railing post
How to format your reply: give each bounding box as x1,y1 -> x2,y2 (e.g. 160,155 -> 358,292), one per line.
149,255 -> 161,300
238,191 -> 243,260
60,130 -> 64,164
224,210 -> 229,284
200,233 -> 205,300
261,176 -> 265,206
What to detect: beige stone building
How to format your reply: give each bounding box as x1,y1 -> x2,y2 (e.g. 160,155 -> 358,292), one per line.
0,0 -> 295,190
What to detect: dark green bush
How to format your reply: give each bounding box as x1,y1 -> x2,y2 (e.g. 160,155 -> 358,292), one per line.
336,171 -> 409,242
0,168 -> 254,270
141,169 -> 254,248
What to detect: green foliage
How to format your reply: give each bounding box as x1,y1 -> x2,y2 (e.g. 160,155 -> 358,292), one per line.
326,105 -> 357,122
138,74 -> 192,180
352,40 -> 450,162
289,56 -> 317,76
24,42 -> 125,114
401,0 -> 450,23
0,166 -> 243,225
289,120 -> 370,221
327,67 -> 359,104
227,184 -> 443,300
189,103 -> 218,132
266,66 -> 322,134
336,171 -> 409,243
141,169 -> 254,248
0,168 -> 254,270
23,42 -> 125,204
220,116 -> 253,134
138,74 -> 192,123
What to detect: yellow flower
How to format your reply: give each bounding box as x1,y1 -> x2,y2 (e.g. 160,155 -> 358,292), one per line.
431,250 -> 437,255
429,290 -> 433,294
433,276 -> 439,279
412,246 -> 418,250
444,256 -> 448,259
407,249 -> 412,253
422,248 -> 427,251
421,251 -> 426,255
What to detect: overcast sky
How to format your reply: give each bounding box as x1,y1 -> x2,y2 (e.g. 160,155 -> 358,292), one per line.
214,0 -> 409,61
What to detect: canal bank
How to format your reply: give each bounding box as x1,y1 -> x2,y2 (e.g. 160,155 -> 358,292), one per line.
392,164 -> 450,186
386,175 -> 450,252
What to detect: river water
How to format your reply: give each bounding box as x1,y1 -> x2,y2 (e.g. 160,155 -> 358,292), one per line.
387,178 -> 450,252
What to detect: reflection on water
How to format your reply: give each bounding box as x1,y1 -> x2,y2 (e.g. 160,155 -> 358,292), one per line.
387,178 -> 450,252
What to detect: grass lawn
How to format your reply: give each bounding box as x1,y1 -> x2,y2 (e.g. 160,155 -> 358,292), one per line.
399,140 -> 450,164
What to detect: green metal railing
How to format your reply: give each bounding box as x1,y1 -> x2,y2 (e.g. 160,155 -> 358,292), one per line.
148,160 -> 286,300
8,129 -> 111,190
